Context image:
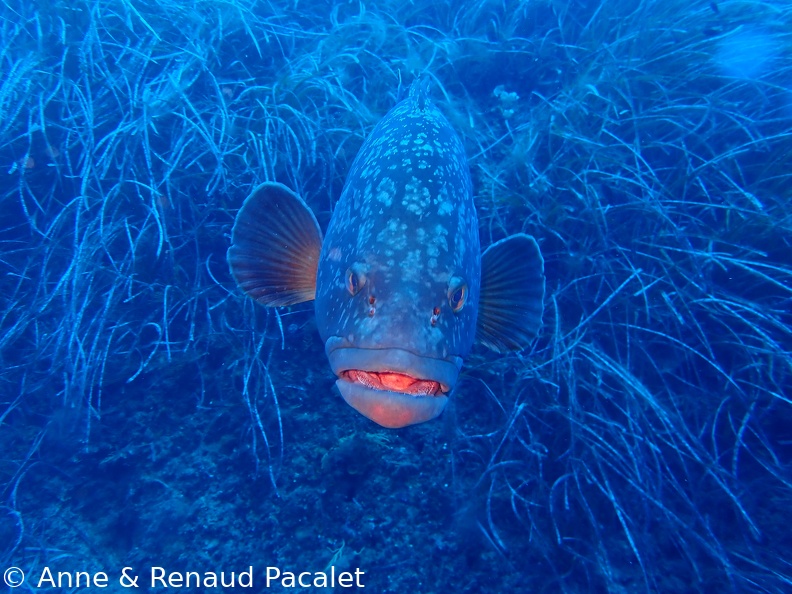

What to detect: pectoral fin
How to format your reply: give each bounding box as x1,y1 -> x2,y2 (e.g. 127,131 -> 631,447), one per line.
227,182 -> 323,306
477,233 -> 545,352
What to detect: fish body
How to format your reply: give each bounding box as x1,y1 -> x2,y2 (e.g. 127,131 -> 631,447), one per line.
228,81 -> 544,428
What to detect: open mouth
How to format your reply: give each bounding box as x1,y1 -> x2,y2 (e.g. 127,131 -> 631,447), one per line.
341,370 -> 444,396
325,342 -> 462,428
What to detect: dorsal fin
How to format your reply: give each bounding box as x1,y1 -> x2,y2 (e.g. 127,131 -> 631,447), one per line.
476,234 -> 545,352
409,76 -> 431,111
227,182 -> 322,306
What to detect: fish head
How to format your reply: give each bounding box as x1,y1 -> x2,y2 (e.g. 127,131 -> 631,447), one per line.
318,245 -> 480,428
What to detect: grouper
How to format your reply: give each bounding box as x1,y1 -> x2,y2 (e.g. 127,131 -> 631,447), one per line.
228,81 -> 545,428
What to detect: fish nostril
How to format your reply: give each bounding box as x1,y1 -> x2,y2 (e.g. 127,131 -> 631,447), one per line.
369,296 -> 376,305
430,306 -> 440,326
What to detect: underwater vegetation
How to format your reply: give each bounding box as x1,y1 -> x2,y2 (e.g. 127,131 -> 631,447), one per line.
0,0 -> 790,592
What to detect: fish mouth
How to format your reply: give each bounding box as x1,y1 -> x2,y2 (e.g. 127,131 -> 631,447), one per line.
326,338 -> 462,429
341,370 -> 444,396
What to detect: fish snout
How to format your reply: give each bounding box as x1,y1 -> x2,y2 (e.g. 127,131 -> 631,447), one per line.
326,339 -> 462,428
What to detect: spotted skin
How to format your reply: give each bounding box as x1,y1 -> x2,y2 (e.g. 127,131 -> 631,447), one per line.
315,87 -> 480,379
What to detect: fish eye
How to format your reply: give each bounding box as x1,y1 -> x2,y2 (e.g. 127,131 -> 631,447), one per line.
447,277 -> 467,313
345,264 -> 366,296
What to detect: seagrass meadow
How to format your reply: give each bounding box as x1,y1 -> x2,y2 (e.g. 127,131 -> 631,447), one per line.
1,0 -> 791,591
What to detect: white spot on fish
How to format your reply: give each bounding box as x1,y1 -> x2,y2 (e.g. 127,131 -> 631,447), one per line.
431,224 -> 449,256
375,177 -> 395,207
328,247 -> 343,262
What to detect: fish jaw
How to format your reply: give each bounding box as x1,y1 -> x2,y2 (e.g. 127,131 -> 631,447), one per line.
335,381 -> 449,429
326,339 -> 462,428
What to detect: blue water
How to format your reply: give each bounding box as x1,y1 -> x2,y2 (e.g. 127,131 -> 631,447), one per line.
1,0 -> 791,592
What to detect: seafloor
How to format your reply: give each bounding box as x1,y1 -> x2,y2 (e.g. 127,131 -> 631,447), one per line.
1,0 -> 791,592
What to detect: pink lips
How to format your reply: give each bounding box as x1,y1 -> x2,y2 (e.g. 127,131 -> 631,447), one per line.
343,370 -> 442,396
